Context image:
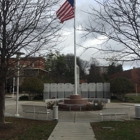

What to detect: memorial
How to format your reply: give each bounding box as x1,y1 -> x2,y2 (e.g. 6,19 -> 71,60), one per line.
58,66 -> 88,110
58,94 -> 88,110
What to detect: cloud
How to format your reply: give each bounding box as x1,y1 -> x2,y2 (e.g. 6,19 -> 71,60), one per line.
59,10 -> 110,67
57,0 -> 140,70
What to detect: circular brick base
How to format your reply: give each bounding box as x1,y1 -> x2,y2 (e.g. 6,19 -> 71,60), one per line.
70,94 -> 82,99
58,94 -> 88,110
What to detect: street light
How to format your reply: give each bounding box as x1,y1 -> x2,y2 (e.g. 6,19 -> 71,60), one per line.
13,77 -> 15,97
136,84 -> 137,97
15,52 -> 24,117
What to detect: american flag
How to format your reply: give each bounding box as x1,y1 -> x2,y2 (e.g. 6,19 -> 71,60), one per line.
56,0 -> 74,23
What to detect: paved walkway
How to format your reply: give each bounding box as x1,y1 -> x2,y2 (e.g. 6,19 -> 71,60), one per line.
5,97 -> 137,140
48,122 -> 96,140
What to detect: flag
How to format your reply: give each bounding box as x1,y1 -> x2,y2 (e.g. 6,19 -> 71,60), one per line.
56,0 -> 74,23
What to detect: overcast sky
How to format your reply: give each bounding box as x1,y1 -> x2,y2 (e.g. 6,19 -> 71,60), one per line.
56,0 -> 140,71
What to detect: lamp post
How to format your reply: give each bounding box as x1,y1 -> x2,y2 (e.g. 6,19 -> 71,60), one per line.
136,84 -> 137,97
13,77 -> 15,97
15,52 -> 24,117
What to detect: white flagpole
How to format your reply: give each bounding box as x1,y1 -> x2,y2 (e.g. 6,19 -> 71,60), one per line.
74,0 -> 77,95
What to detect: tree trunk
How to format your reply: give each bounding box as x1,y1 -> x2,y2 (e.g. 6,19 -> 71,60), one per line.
0,81 -> 5,123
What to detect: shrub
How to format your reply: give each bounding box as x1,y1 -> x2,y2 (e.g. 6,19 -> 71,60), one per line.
93,101 -> 103,110
21,77 -> 44,100
19,95 -> 29,101
85,102 -> 103,111
110,77 -> 134,99
21,77 -> 43,93
111,96 -> 118,100
47,101 -> 57,109
85,103 -> 93,111
33,95 -> 43,100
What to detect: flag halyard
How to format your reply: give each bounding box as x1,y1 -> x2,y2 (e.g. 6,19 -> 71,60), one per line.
56,0 -> 74,23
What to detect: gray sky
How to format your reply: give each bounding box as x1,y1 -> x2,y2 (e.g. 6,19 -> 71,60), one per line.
56,0 -> 140,71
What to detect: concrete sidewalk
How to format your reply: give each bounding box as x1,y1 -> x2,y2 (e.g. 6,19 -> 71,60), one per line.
48,122 -> 96,140
5,97 -> 136,140
48,102 -> 136,140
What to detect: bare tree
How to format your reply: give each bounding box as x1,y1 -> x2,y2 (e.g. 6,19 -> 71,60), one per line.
83,0 -> 140,63
0,0 -> 62,123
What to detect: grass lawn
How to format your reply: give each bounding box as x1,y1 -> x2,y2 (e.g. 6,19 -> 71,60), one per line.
91,120 -> 140,140
0,117 -> 57,140
111,95 -> 140,103
126,95 -> 140,103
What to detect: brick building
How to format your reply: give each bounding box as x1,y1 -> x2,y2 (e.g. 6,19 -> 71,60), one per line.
110,67 -> 140,93
89,65 -> 108,76
6,57 -> 47,93
20,57 -> 46,78
96,66 -> 108,76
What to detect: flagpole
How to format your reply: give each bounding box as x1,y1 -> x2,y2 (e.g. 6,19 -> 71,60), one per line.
74,0 -> 77,95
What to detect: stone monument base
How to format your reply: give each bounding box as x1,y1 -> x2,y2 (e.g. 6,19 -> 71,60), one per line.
58,94 -> 88,111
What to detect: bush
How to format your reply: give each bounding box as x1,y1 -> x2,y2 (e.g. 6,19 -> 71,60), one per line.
21,77 -> 44,100
85,103 -> 93,111
110,77 -> 134,99
19,95 -> 29,101
47,101 -> 57,109
111,96 -> 118,100
127,97 -> 134,101
85,102 -> 103,111
93,101 -> 103,110
33,95 -> 43,100
21,77 -> 44,93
